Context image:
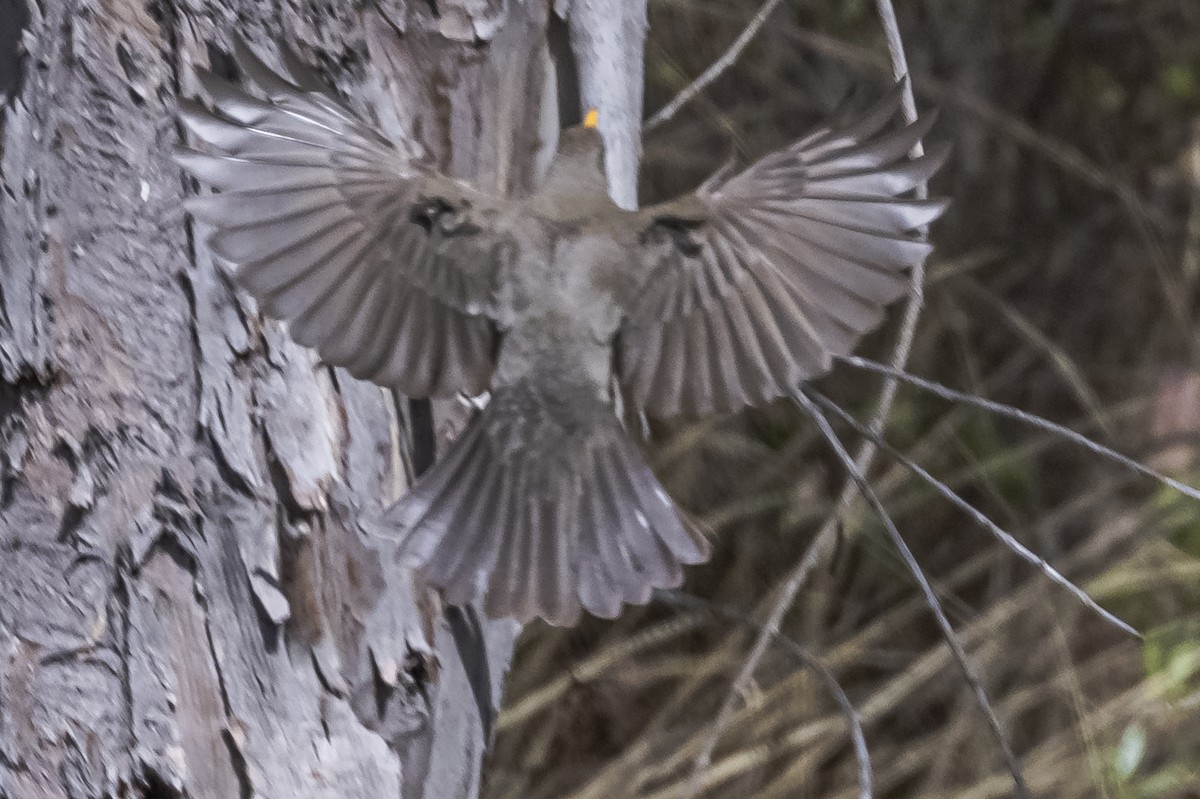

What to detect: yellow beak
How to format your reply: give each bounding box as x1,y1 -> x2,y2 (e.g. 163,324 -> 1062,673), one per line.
583,108 -> 600,129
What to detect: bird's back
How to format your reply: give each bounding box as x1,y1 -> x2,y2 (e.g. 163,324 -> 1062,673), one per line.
491,215 -> 633,394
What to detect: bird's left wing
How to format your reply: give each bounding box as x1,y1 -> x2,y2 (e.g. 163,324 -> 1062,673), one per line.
176,39 -> 516,398
617,85 -> 948,417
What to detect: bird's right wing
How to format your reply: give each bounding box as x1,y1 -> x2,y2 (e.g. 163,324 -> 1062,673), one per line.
176,38 -> 516,398
617,85 -> 948,417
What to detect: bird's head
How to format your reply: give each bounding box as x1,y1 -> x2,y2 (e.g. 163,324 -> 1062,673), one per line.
539,108 -> 610,203
557,108 -> 604,160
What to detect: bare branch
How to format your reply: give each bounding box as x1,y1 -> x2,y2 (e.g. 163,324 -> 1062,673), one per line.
643,0 -> 788,131
794,389 -> 1031,799
656,591 -> 872,799
840,355 -> 1200,504
807,388 -> 1139,638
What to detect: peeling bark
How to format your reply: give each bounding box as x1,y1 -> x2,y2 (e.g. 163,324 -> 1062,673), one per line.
0,0 -> 652,795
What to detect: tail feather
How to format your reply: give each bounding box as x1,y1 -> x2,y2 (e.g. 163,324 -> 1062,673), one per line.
386,382 -> 710,625
391,419 -> 484,562
511,497 -> 545,623
479,472 -> 526,619
578,454 -> 637,617
615,439 -> 708,567
539,497 -> 578,626
441,467 -> 509,605
421,451 -> 496,605
601,446 -> 679,590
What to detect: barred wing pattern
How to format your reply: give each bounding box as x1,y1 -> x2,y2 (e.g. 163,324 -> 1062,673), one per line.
619,86 -> 949,417
176,39 -> 513,398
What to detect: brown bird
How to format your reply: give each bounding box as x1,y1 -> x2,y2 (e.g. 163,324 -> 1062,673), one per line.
176,39 -> 948,626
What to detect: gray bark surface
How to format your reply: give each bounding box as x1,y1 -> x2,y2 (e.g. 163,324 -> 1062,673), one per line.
0,0 -> 645,795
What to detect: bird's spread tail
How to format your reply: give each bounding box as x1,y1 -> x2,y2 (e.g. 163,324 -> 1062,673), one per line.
383,381 -> 709,625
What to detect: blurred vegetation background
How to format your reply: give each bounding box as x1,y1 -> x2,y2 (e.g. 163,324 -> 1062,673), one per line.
485,1 -> 1200,797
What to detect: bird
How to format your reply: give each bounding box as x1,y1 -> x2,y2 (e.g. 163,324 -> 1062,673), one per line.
175,37 -> 948,627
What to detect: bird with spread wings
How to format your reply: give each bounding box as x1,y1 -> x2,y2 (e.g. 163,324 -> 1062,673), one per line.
176,38 -> 947,626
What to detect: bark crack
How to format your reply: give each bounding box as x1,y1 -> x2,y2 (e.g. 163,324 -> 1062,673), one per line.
114,544 -> 137,794
199,572 -> 255,799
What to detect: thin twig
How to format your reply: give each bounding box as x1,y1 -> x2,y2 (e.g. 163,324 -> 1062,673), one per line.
954,278 -> 1114,438
682,493 -> 852,798
496,614 -> 706,731
840,355 -> 1200,504
657,0 -> 1172,229
658,0 -> 1193,356
684,6 -> 931,794
794,389 -> 1031,798
643,0 -> 788,132
807,389 -> 1139,638
656,591 -> 873,799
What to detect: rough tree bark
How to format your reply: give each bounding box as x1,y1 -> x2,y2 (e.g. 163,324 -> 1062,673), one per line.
0,1 -> 645,797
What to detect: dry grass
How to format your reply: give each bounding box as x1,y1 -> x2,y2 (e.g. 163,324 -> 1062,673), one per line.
484,1 -> 1200,796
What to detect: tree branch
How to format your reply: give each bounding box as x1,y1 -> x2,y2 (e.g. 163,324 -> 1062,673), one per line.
793,389 -> 1030,798
643,0 -> 788,132
807,388 -> 1137,637
840,355 -> 1200,504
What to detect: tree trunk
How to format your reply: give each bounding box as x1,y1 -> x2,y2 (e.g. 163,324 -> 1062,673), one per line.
0,1 -> 643,796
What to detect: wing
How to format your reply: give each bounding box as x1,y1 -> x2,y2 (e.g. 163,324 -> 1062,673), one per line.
175,38 -> 515,398
617,84 -> 949,417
